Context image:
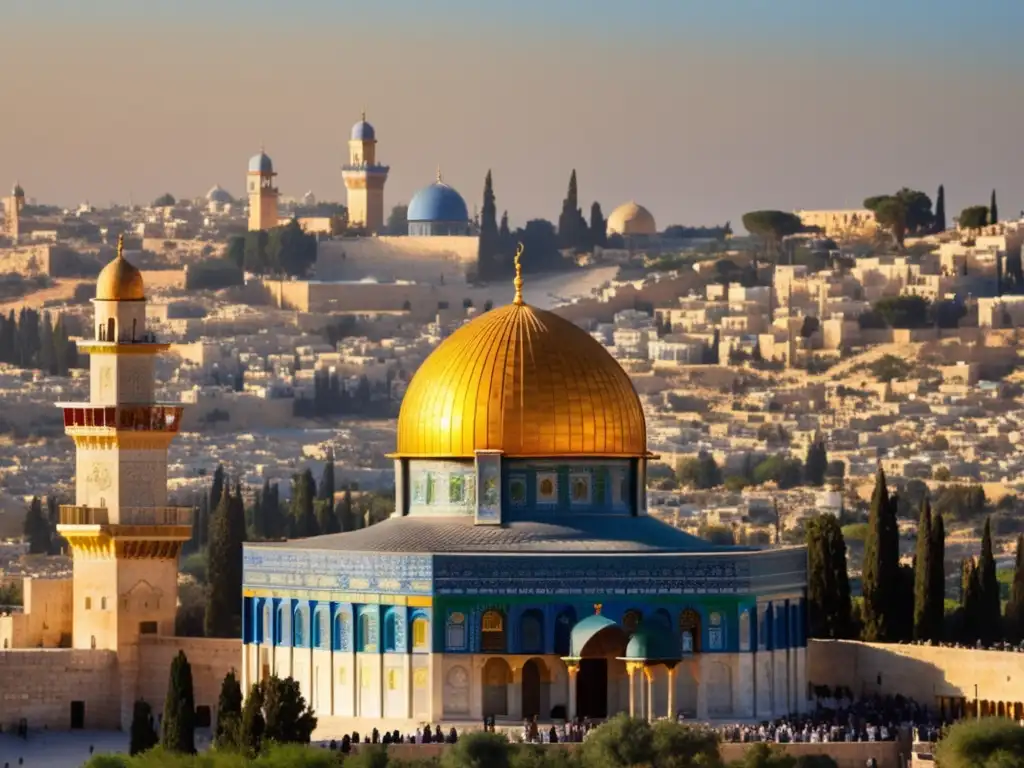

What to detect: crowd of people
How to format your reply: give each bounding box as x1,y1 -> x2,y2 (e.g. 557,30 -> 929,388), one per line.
900,638 -> 1024,653
717,693 -> 938,744
326,724 -> 459,752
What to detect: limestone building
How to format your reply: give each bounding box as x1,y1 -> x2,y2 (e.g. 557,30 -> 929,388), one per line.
241,260 -> 809,733
4,181 -> 25,241
342,114 -> 390,233
247,151 -> 279,231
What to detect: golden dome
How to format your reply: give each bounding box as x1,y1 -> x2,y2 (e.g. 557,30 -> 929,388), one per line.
607,201 -> 657,237
395,301 -> 647,459
96,236 -> 144,301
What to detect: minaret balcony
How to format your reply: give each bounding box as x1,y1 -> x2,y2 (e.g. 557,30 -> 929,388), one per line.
342,163 -> 390,174
59,505 -> 192,527
59,404 -> 184,433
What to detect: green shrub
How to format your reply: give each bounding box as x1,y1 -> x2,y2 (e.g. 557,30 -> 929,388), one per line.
577,714 -> 654,767
933,718 -> 1024,768
440,731 -> 512,768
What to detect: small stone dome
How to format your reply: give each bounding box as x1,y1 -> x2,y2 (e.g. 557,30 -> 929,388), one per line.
206,185 -> 233,204
12,182 -> 24,198
248,152 -> 274,174
607,201 -> 657,237
96,239 -> 144,301
407,177 -> 469,224
351,118 -> 376,141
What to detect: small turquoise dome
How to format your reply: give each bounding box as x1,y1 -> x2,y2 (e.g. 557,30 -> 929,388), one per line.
408,180 -> 469,223
623,627 -> 677,661
248,152 -> 273,174
351,119 -> 376,141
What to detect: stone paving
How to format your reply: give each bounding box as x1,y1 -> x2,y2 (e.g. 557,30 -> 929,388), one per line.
0,729 -> 214,768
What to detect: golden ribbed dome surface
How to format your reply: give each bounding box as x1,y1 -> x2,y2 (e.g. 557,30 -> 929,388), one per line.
396,302 -> 647,458
96,247 -> 144,301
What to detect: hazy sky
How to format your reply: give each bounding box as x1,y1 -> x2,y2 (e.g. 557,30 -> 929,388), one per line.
2,0 -> 1023,230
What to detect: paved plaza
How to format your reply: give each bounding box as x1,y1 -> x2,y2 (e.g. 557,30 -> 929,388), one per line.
0,729 -> 217,768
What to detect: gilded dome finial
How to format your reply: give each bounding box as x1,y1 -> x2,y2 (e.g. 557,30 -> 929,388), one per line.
513,242 -> 525,305
436,165 -> 443,184
116,233 -> 124,259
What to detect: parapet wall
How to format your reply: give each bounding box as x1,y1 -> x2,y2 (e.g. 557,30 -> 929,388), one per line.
135,636 -> 241,721
808,639 -> 1024,705
0,649 -> 119,730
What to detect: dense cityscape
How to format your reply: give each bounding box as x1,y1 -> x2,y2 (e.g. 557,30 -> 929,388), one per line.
3,4 -> 1024,767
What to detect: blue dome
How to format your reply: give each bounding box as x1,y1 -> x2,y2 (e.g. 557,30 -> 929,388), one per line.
408,181 -> 469,223
351,120 -> 376,141
248,152 -> 273,174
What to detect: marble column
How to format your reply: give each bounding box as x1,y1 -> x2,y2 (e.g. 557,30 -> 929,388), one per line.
626,662 -> 640,718
566,662 -> 579,720
666,665 -> 677,721
643,666 -> 655,722
509,663 -> 523,720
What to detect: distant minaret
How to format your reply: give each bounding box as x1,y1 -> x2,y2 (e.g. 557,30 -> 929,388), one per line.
56,236 -> 191,724
5,181 -> 25,242
342,112 -> 389,233
247,149 -> 279,231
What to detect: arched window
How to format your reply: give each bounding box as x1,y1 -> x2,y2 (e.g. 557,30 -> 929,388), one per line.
554,608 -> 576,656
293,606 -> 307,647
131,318 -> 137,341
384,610 -> 398,652
708,611 -> 724,650
275,604 -> 288,646
412,616 -> 429,651
622,609 -> 642,633
519,610 -> 544,654
653,608 -> 672,631
262,602 -> 271,645
359,611 -> 378,652
446,612 -> 466,651
739,610 -> 751,651
314,608 -> 329,649
680,609 -> 701,654
334,609 -> 352,652
481,610 -> 506,652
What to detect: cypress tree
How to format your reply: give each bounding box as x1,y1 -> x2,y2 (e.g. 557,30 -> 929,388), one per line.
290,469 -> 318,538
590,202 -> 607,248
977,516 -> 1002,644
252,478 -> 271,539
557,170 -> 582,250
961,557 -> 980,642
804,438 -> 828,486
205,483 -> 244,637
39,311 -> 56,375
807,513 -> 852,639
1005,534 -> 1024,642
862,467 -> 899,641
214,671 -> 244,750
477,170 -> 499,279
161,651 -> 196,754
316,500 -> 340,535
129,699 -> 158,755
241,683 -> 266,756
913,499 -> 933,640
318,447 -> 335,504
990,189 -> 999,224
928,513 -> 947,640
23,496 -> 51,555
934,184 -> 946,233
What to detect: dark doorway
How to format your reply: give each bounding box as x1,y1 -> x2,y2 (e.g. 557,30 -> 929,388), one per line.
70,700 -> 85,729
577,658 -> 608,718
522,659 -> 542,719
195,705 -> 212,728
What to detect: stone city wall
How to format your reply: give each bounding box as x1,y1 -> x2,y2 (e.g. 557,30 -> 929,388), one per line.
808,639 -> 1024,706
135,636 -> 241,723
0,649 -> 119,730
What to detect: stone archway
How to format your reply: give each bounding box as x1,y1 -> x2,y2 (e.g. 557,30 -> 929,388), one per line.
571,616 -> 628,719
522,657 -> 548,719
482,657 -> 512,717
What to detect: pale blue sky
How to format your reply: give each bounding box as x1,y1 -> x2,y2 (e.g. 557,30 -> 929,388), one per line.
1,1 -> 1022,229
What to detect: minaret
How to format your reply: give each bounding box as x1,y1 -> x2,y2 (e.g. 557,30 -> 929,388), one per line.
56,236 -> 190,724
5,181 -> 24,242
342,112 -> 389,233
247,149 -> 279,231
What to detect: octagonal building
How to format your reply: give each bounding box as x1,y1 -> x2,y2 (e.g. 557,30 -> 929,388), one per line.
241,268 -> 808,732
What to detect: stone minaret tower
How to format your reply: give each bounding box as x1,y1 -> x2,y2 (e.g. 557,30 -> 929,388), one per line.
342,113 -> 389,233
5,181 -> 24,241
247,150 -> 279,231
56,236 -> 191,725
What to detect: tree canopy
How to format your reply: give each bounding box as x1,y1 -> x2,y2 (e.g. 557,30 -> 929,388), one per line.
864,188 -> 933,247
741,210 -> 803,256
227,219 -> 317,277
958,205 -> 989,230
